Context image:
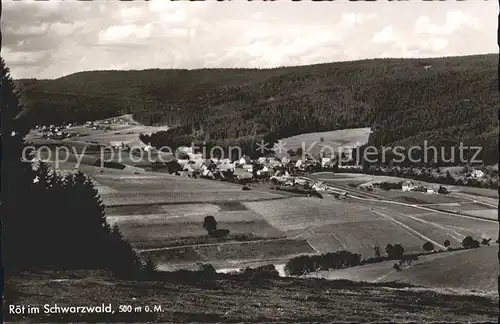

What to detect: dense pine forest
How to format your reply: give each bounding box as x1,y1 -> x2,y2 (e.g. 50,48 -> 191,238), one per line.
17,54 -> 498,165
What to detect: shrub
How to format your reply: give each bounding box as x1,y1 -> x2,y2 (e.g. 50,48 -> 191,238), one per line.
203,215 -> 217,234
209,229 -> 230,238
285,255 -> 314,276
243,265 -> 280,279
462,236 -> 480,249
443,239 -> 451,247
386,244 -> 404,259
284,250 -> 362,276
199,263 -> 217,276
378,182 -> 403,191
481,238 -> 491,246
393,263 -> 401,271
422,241 -> 435,252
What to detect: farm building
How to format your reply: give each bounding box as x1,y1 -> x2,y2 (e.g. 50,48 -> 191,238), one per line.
257,165 -> 270,175
257,157 -> 268,165
311,181 -> 327,191
321,157 -> 332,167
239,155 -> 252,165
469,169 -> 484,179
109,141 -> 124,149
402,181 -> 416,192
177,146 -> 193,154
201,168 -> 215,179
189,157 -> 205,170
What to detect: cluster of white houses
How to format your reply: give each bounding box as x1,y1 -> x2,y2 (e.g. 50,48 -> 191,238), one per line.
168,146 -> 333,181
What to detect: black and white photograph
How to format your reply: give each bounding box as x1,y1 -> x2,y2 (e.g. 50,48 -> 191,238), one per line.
1,0 -> 499,322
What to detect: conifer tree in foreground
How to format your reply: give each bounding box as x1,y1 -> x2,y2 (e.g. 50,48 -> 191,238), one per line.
1,57 -> 36,274
1,57 -> 147,277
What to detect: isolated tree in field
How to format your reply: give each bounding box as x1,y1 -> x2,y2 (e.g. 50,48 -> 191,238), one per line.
373,245 -> 381,258
203,215 -> 217,234
422,242 -> 435,252
386,244 -> 404,259
443,240 -> 451,247
462,236 -> 480,249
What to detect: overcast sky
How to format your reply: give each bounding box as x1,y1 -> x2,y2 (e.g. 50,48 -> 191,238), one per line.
1,0 -> 498,79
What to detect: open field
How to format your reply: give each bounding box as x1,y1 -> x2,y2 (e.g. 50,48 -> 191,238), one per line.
87,171 -> 288,206
6,270 -> 498,323
30,130 -> 496,280
61,114 -> 169,147
414,212 -> 498,240
313,246 -> 498,294
141,239 -> 315,266
243,197 -> 441,256
274,127 -> 371,158
240,195 -> 498,257
108,206 -> 286,249
44,160 -> 497,278
26,114 -> 170,156
371,208 -> 465,248
303,219 -> 427,255
99,189 -> 287,206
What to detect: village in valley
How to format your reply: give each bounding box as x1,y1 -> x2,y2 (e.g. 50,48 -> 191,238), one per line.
3,1 -> 499,320
27,116 -> 490,199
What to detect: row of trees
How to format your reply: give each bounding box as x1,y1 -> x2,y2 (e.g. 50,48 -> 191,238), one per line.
286,236 -> 493,277
284,251 -> 362,276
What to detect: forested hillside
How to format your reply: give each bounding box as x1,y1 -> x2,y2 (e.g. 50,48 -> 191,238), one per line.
18,54 -> 498,164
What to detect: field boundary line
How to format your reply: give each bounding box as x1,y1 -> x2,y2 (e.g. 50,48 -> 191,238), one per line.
378,207 -> 465,242
306,240 -> 321,254
372,209 -> 445,250
137,238 -> 307,253
336,190 -> 497,224
103,196 -> 294,208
